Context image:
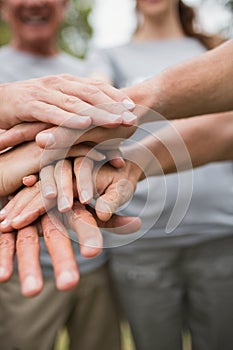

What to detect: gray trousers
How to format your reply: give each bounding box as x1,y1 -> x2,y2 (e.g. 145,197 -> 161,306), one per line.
110,235 -> 233,350
0,264 -> 121,350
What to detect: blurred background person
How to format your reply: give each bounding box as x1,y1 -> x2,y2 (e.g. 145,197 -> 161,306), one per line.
0,1 -> 121,350
88,0 -> 233,349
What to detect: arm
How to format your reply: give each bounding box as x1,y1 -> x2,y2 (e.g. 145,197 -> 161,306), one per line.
125,39 -> 233,120
136,112 -> 233,175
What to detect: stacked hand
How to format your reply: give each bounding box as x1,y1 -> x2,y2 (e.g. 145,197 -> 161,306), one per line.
0,75 -> 141,297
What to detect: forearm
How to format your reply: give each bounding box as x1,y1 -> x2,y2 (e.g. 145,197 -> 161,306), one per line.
124,112 -> 233,178
125,40 -> 233,120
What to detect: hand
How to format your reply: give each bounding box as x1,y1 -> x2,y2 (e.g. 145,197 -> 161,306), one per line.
0,122 -> 51,151
36,155 -> 143,223
0,140 -> 106,197
0,210 -> 81,297
0,203 -> 141,297
0,75 -> 136,130
0,180 -> 141,234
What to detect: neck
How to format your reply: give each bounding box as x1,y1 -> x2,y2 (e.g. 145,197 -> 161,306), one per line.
135,10 -> 185,42
11,38 -> 59,56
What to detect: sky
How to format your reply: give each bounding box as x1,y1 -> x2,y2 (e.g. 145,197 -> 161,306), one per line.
89,0 -> 232,47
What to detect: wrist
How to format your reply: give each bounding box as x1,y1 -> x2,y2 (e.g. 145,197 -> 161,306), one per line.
122,75 -> 166,125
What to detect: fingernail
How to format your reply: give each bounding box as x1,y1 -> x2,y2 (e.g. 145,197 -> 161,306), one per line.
81,190 -> 91,203
79,116 -> 91,124
94,152 -> 106,161
11,216 -> 22,224
84,239 -> 99,248
89,149 -> 106,161
59,196 -> 71,212
0,209 -> 6,216
23,176 -> 31,181
22,275 -> 38,294
122,111 -> 137,125
108,114 -> 122,123
57,271 -> 76,289
37,132 -> 55,147
0,219 -> 10,227
0,267 -> 7,279
123,99 -> 135,110
70,115 -> 91,128
44,186 -> 57,198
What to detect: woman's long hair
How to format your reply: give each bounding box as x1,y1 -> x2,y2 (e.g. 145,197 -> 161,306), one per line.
178,0 -> 225,49
135,0 -> 225,50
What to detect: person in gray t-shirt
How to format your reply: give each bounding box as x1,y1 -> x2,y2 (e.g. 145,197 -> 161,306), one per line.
0,1 -> 121,350
88,1 -> 233,349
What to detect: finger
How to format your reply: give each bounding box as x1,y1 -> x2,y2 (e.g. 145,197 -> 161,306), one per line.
16,225 -> 43,297
0,183 -> 56,231
95,179 -> 134,222
54,159 -> 73,212
68,144 -> 106,162
36,125 -> 126,150
36,126 -> 81,149
0,183 -> 42,230
0,122 -> 50,151
40,165 -> 57,199
94,212 -> 141,234
60,75 -> 136,112
26,101 -> 92,129
86,205 -> 141,234
10,193 -> 56,230
41,212 -> 79,291
47,76 -> 137,125
29,78 -> 125,127
0,232 -> 15,282
107,149 -> 125,168
23,175 -> 39,187
65,201 -> 103,258
73,157 -> 94,204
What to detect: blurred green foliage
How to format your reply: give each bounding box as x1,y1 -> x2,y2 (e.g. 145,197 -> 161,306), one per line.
0,0 -> 232,56
58,0 -> 94,58
0,0 -> 94,58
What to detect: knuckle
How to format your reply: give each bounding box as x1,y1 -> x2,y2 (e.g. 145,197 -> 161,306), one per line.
64,95 -> 78,107
91,79 -> 106,88
42,75 -> 61,86
17,233 -> 38,246
0,235 -> 15,250
60,73 -> 73,80
43,226 -> 62,240
82,85 -> 101,96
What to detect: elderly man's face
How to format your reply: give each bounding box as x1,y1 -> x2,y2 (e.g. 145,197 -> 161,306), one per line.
2,0 -> 68,48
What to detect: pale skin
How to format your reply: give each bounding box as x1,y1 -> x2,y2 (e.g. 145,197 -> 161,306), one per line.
0,75 -> 137,130
3,111 -> 232,232
0,142 -> 141,296
1,0 -> 232,296
0,39 -> 232,150
0,0 -> 136,131
0,0 -> 139,297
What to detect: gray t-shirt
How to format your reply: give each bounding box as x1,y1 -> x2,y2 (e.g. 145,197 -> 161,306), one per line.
88,38 -> 233,247
0,45 -> 107,276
